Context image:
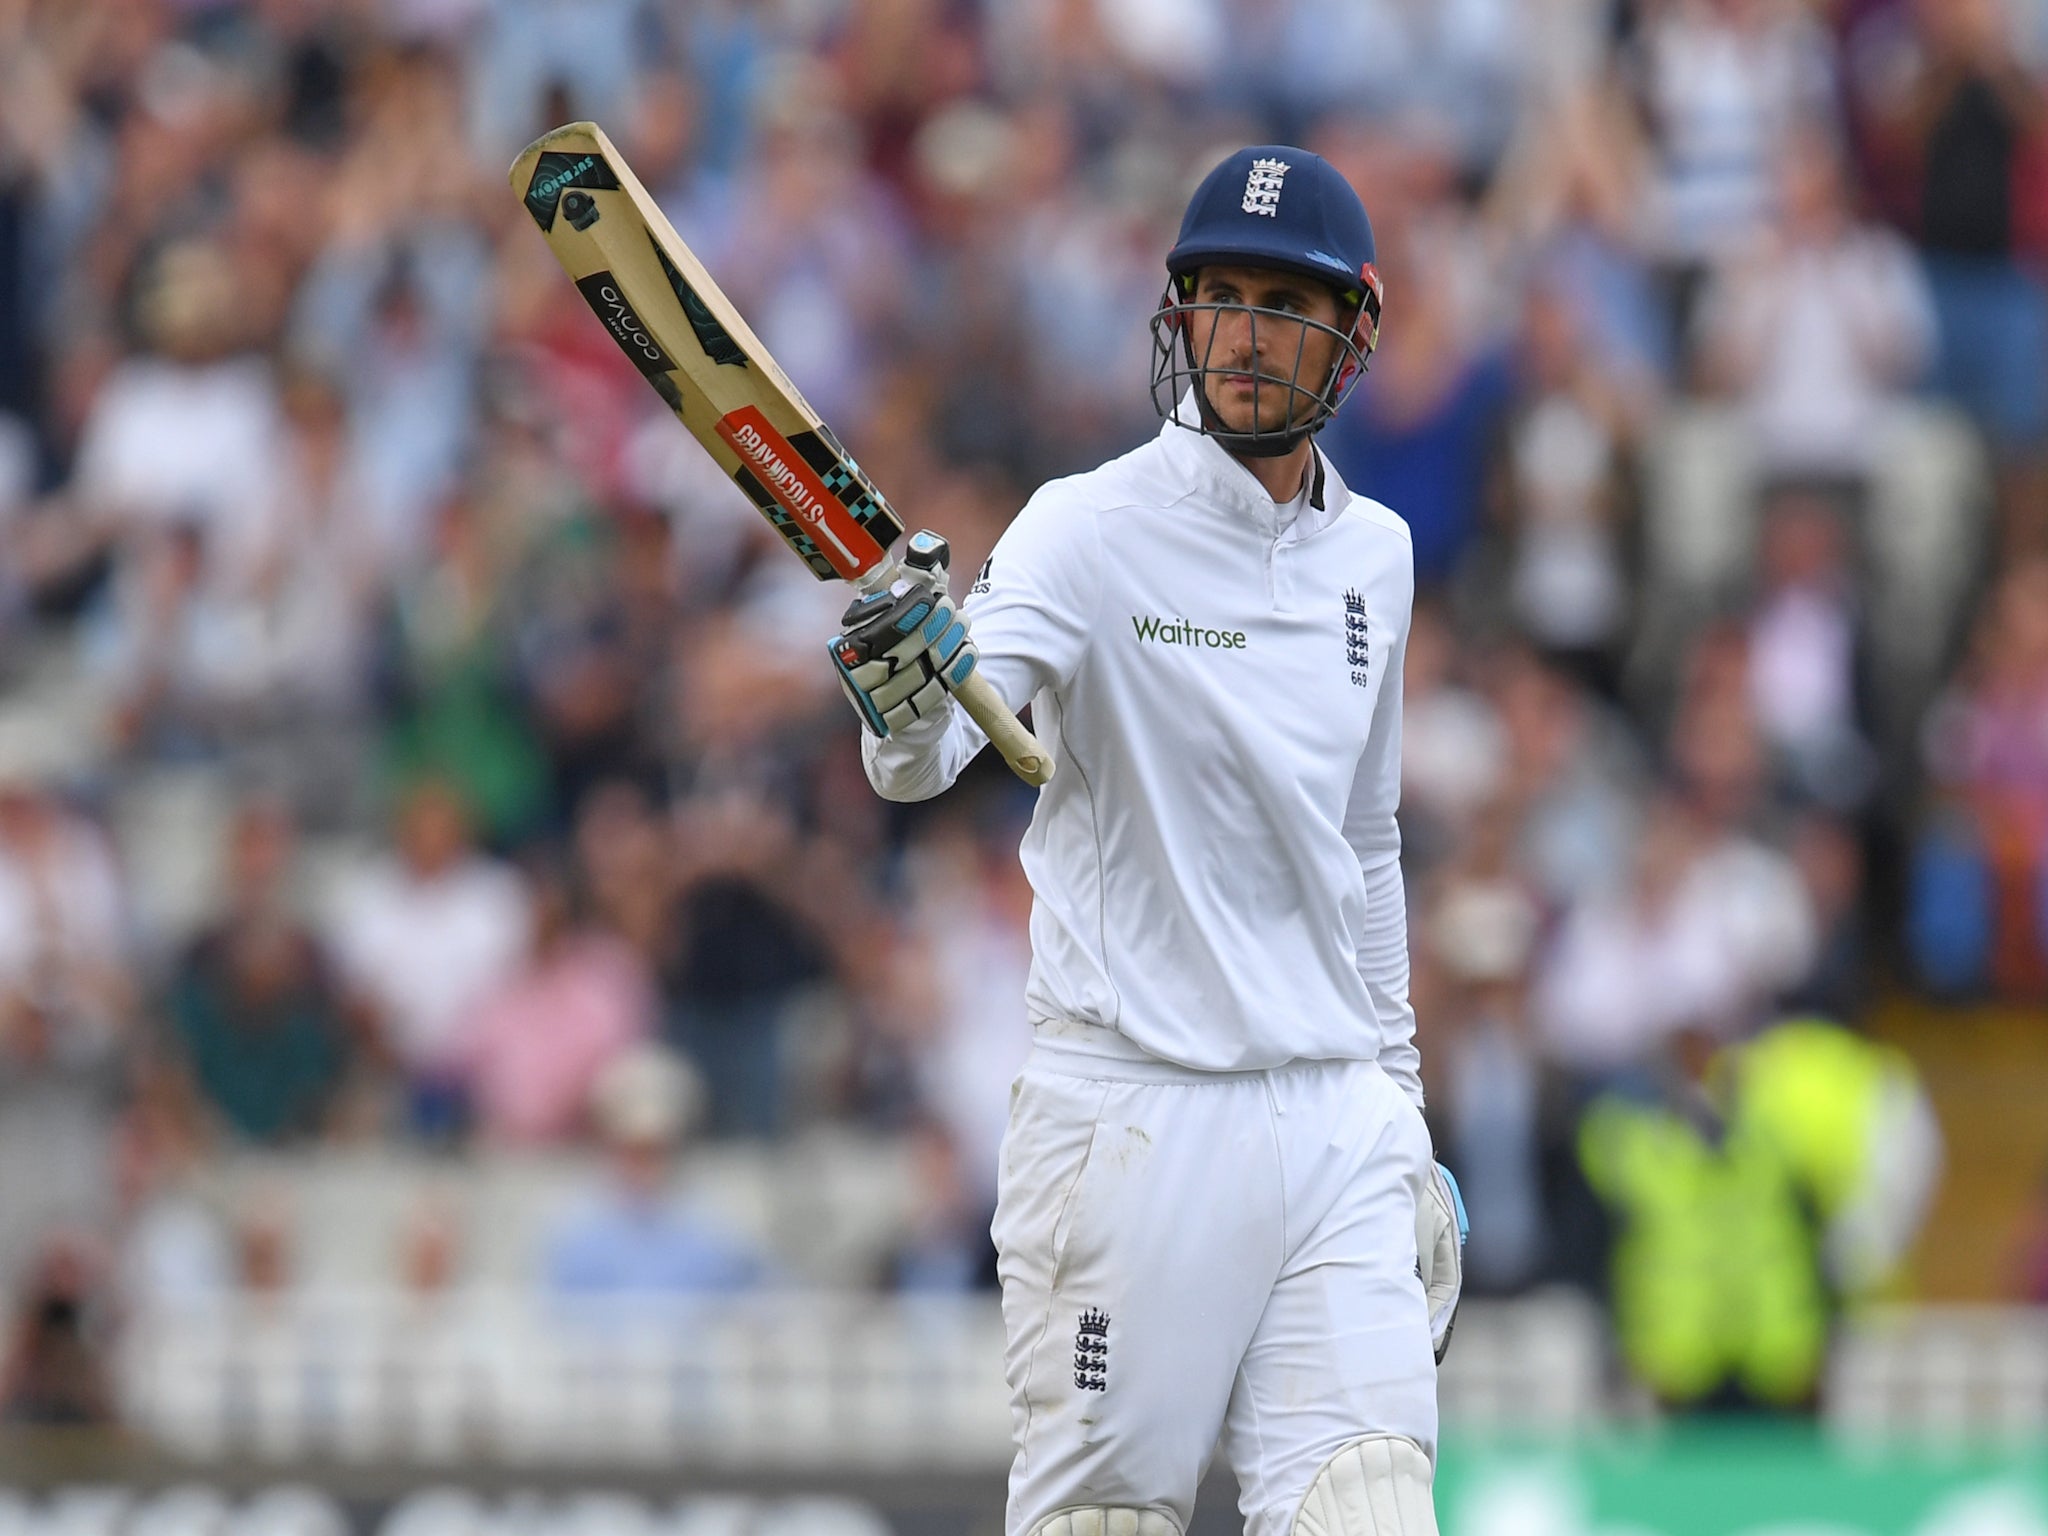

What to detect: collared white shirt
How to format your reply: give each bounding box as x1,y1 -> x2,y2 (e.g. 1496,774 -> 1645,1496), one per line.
865,415 -> 1422,1103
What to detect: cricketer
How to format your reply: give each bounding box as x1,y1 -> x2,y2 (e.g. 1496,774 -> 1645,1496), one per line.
829,145 -> 1467,1536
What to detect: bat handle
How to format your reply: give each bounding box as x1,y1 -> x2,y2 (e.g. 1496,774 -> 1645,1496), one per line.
954,667 -> 1055,786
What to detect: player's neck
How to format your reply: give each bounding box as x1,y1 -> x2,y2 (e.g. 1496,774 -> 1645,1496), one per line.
1232,442 -> 1314,504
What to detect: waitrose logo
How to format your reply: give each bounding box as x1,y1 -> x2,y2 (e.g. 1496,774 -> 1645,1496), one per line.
1131,615 -> 1248,650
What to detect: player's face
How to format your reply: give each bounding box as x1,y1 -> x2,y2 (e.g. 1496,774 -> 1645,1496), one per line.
1185,266 -> 1347,436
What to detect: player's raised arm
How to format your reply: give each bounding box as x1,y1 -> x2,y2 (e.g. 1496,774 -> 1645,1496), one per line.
834,485 -> 1101,801
829,530 -> 985,802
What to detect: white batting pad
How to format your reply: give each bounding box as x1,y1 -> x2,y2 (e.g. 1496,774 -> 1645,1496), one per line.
1030,1508 -> 1182,1536
1292,1435 -> 1438,1536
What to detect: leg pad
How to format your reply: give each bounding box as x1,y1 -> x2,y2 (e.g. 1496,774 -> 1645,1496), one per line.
1030,1509 -> 1181,1536
1292,1435 -> 1438,1536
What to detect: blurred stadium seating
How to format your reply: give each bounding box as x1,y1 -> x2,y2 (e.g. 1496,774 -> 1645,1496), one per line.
3,0 -> 2048,1528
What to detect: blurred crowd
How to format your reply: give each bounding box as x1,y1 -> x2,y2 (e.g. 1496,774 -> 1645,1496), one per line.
1,0 -> 2047,1428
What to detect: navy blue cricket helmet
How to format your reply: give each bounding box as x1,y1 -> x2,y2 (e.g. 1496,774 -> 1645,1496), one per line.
1150,145 -> 1384,456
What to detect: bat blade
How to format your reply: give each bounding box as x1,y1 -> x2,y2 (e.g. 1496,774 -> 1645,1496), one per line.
510,122 -> 1053,785
511,122 -> 901,583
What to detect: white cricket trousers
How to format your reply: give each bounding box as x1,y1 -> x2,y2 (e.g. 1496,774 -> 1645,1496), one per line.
993,1028 -> 1438,1536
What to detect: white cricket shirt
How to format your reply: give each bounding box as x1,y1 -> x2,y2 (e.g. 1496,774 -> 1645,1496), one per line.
864,412 -> 1422,1105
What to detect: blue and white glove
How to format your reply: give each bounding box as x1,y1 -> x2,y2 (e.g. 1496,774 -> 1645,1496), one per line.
1418,1160 -> 1468,1364
829,531 -> 979,737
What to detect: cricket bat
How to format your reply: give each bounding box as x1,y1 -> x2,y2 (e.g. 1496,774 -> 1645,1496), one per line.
510,122 -> 1053,786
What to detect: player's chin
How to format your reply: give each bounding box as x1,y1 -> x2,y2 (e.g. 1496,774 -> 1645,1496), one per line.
1203,383 -> 1301,438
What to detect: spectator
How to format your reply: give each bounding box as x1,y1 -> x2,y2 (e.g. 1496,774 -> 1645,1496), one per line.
1490,648 -> 1643,909
1261,0 -> 1525,171
1419,797 -> 1547,1293
705,82 -> 912,440
1625,0 -> 1837,365
1579,1012 -> 1939,1411
451,854 -> 655,1146
1321,134 -> 1517,583
0,1235 -> 114,1427
164,798 -> 351,1145
294,47 -> 489,562
544,1045 -> 765,1296
1533,792 -> 1750,1084
261,367 -> 388,715
1871,0 -> 2048,547
87,518 -> 260,759
1399,600 -> 1509,874
0,734 -> 128,1307
324,777 -> 530,1129
885,1116 -> 999,1292
661,785 -> 838,1140
509,508 -> 661,832
376,487 -> 551,847
84,364 -> 383,782
1665,627 -> 1823,998
70,238 -> 286,593
1737,1016 -> 1942,1302
1697,126 -> 1936,485
1920,558 -> 2048,997
1493,276 -> 1640,676
865,807 -> 1037,1216
1740,485 -> 1878,812
1577,1013 -> 1829,1413
113,1066 -> 233,1313
1785,812 -> 1875,1020
0,744 -> 132,1066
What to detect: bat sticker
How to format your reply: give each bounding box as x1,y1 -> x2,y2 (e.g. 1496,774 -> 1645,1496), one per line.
652,241 -> 749,368
574,272 -> 677,378
523,151 -> 621,231
715,405 -> 885,578
561,190 -> 600,230
731,467 -> 836,579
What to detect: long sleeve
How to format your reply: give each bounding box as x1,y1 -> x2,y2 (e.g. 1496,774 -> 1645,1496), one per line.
1342,568 -> 1421,1108
862,484 -> 1102,802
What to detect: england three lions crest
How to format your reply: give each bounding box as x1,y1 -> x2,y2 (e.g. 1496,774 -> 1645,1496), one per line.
1074,1308 -> 1109,1392
1241,158 -> 1290,217
1343,589 -> 1370,689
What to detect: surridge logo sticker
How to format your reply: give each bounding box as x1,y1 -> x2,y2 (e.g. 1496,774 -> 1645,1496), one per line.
524,150 -> 620,230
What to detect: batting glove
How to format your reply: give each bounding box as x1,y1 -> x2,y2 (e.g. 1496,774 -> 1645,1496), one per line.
829,531 -> 979,738
1418,1160 -> 1468,1364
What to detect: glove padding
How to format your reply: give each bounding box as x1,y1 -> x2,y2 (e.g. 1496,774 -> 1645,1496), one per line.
829,544 -> 978,737
1417,1160 -> 1468,1363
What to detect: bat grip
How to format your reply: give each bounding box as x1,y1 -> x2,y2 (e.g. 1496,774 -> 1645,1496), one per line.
954,667 -> 1055,786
